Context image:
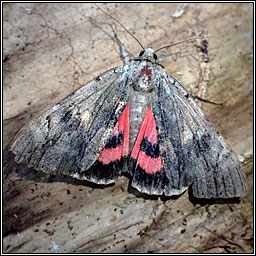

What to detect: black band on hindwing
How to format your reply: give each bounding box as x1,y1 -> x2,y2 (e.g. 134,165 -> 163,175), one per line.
140,137 -> 160,158
105,132 -> 123,149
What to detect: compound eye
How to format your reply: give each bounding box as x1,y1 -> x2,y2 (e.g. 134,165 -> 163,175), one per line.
139,51 -> 144,57
153,53 -> 158,60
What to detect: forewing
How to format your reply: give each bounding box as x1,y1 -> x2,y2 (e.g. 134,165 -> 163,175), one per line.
10,68 -> 130,183
151,73 -> 247,198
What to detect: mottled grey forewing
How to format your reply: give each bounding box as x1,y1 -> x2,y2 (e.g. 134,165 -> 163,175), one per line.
10,68 -> 130,177
152,73 -> 247,198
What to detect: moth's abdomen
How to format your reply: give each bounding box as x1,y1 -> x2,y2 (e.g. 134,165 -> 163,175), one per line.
129,63 -> 156,152
129,90 -> 153,152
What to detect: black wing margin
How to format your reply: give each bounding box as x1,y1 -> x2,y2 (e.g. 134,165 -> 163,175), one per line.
151,74 -> 247,198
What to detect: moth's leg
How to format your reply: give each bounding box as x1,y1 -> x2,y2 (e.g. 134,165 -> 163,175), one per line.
88,17 -> 130,65
182,90 -> 223,105
168,75 -> 223,105
110,25 -> 130,65
190,94 -> 223,105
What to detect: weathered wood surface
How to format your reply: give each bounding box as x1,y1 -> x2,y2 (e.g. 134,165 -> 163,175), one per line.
3,3 -> 253,253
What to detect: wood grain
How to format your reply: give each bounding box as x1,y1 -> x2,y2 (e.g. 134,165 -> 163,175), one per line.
3,3 -> 253,253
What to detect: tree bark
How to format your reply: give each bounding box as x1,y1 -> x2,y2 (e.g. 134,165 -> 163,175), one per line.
3,3 -> 253,253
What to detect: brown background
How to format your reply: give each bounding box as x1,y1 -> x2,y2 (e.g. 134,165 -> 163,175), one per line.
3,3 -> 253,253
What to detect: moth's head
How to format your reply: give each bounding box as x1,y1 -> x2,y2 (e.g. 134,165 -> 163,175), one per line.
138,48 -> 158,63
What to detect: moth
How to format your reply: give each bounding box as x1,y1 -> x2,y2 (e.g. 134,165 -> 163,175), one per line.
9,9 -> 247,198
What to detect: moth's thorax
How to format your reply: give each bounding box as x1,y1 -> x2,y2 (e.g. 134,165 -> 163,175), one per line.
131,48 -> 163,93
128,49 -> 161,151
133,64 -> 154,92
129,63 -> 157,151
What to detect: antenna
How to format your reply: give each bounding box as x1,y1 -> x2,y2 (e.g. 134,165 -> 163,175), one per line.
94,4 -> 145,51
155,37 -> 209,53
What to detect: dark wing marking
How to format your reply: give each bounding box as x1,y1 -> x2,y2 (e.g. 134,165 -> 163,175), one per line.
10,68 -> 130,183
150,73 -> 247,198
82,104 -> 129,184
98,104 -> 129,163
130,107 -> 168,195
